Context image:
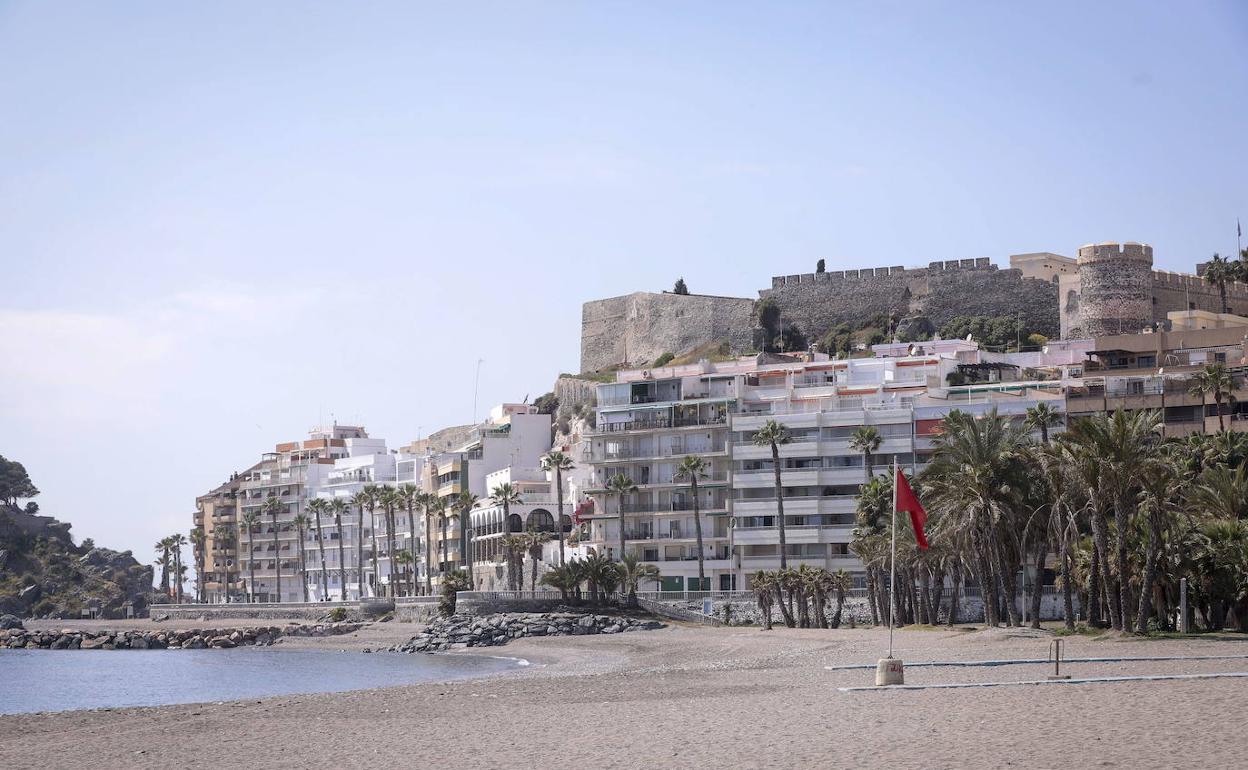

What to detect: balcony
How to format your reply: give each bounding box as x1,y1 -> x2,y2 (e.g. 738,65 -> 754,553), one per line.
592,413 -> 728,435
618,500 -> 729,514
587,470 -> 730,491
591,443 -> 727,462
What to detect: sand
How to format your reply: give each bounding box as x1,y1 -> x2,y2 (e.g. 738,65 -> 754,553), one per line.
3,621 -> 1246,769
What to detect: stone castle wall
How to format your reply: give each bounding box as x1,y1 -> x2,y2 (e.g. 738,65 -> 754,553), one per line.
580,292 -> 756,373
760,259 -> 1060,342
1061,242 -> 1248,338
1071,243 -> 1154,338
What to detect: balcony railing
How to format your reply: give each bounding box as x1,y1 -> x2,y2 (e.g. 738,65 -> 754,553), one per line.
593,414 -> 728,434
594,443 -> 727,461
617,500 -> 728,514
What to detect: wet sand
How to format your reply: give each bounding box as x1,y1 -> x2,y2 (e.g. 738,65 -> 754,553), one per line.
3,623 -> 1245,769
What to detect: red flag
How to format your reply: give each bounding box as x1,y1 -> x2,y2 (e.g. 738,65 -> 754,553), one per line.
895,468 -> 929,550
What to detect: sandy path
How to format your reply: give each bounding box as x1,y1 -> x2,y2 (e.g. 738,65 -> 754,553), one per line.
3,624 -> 1245,769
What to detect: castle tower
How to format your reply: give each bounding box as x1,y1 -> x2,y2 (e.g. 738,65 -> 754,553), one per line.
1074,242 -> 1153,337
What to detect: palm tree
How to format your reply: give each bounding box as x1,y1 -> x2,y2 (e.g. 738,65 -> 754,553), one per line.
1024,402 -> 1062,445
394,550 -> 414,597
239,510 -> 260,602
580,551 -> 620,604
752,420 -> 792,569
1203,252 -> 1238,314
605,473 -> 638,564
1188,363 -> 1238,432
619,553 -> 660,608
361,484 -> 382,598
1187,463 -> 1248,521
490,483 -> 523,535
397,483 -> 425,596
261,496 -> 285,602
329,498 -> 350,601
1064,409 -> 1162,631
349,489 -> 373,598
424,493 -> 441,595
923,409 -> 1029,627
379,486 -> 403,596
292,513 -> 310,602
307,498 -> 331,601
522,529 -> 553,591
499,534 -> 527,590
432,496 -> 453,577
541,450 -> 575,566
849,426 -> 883,487
750,570 -> 777,630
212,523 -> 233,603
168,533 -> 187,603
674,455 -> 710,590
154,537 -> 172,597
829,569 -> 853,628
189,527 -> 206,603
1134,456 -> 1182,632
454,490 -> 480,577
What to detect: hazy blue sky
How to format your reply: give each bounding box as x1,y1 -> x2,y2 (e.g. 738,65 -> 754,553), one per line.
3,2 -> 1246,572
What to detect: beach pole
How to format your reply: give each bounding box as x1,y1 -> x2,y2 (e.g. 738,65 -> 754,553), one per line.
876,457 -> 904,686
1180,577 -> 1189,634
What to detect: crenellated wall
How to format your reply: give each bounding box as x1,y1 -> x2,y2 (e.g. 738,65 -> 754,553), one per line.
1060,242 -> 1248,338
760,259 -> 1060,344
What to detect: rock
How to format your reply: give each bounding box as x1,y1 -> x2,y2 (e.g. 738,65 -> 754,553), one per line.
397,610 -> 664,653
0,614 -> 23,630
79,636 -> 110,650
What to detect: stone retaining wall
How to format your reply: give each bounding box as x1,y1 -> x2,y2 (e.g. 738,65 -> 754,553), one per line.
151,603 -> 357,622
1,622 -> 364,650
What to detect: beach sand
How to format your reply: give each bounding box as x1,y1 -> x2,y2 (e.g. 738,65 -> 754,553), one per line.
3,622 -> 1245,769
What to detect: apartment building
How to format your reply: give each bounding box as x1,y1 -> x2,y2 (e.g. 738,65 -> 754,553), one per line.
1066,321 -> 1248,436
583,345 -> 1070,592
422,404 -> 554,588
310,436 -> 401,600
583,360 -> 741,591
193,474 -> 243,603
468,466 -> 564,590
233,424 -> 367,603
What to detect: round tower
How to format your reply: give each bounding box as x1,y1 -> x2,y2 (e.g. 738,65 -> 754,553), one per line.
1075,242 -> 1153,337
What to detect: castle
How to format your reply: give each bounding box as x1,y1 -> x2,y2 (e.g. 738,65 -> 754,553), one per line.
578,241 -> 1245,373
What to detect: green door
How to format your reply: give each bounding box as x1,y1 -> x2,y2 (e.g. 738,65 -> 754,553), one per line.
660,576 -> 684,592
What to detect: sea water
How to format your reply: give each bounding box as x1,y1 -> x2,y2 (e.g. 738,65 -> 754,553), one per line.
0,648 -> 517,714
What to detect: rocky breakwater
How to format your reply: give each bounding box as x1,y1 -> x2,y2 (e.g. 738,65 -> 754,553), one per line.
0,621 -> 365,650
394,611 -> 663,653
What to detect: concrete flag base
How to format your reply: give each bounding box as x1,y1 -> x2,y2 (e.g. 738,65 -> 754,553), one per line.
876,657 -> 905,686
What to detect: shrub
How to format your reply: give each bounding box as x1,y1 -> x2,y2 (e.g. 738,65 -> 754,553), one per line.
327,607 -> 347,622
652,352 -> 675,367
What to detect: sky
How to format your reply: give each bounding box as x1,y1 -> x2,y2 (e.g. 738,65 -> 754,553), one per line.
2,2 -> 1246,578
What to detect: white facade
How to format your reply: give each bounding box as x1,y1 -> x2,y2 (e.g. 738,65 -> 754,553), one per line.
584,349 -> 1068,593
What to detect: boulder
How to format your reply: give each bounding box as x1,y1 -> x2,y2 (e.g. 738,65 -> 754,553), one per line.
0,614 -> 23,630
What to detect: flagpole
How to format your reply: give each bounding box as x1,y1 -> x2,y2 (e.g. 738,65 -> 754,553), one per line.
889,455 -> 898,659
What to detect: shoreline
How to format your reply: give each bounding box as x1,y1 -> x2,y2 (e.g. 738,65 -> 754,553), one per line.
4,624 -> 1247,769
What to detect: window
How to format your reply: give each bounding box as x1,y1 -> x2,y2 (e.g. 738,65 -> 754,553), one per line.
1137,355 -> 1156,368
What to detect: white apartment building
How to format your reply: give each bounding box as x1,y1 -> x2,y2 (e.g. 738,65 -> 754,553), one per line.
423,404 -> 554,588
583,366 -> 738,591
468,466 -> 564,590
235,424 -> 366,603
310,440 -> 420,600
584,346 -> 1068,593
